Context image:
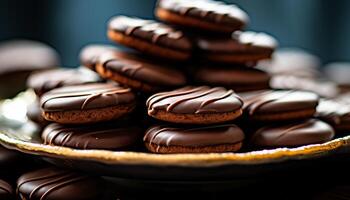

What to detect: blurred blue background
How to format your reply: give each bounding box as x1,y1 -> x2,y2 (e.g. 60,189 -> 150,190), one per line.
1,0 -> 350,66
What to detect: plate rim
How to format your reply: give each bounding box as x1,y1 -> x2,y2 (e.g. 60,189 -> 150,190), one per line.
0,130 -> 349,167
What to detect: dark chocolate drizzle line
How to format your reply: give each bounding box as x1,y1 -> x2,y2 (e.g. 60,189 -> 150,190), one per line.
106,59 -> 143,77
45,126 -> 119,149
147,86 -> 205,114
123,19 -> 182,44
196,90 -> 235,114
42,87 -> 131,110
18,170 -> 88,200
166,87 -> 222,112
0,182 -> 11,194
17,171 -> 69,198
244,91 -> 293,115
273,120 -> 315,143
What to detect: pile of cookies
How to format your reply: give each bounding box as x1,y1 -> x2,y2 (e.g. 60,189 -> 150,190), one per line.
25,0 -> 340,155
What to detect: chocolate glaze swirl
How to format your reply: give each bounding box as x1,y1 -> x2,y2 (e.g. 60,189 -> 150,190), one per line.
98,51 -> 186,87
0,179 -> 13,199
17,168 -> 104,200
251,119 -> 335,147
27,68 -> 102,96
41,83 -> 135,112
157,0 -> 249,26
144,124 -> 244,149
108,16 -> 192,51
79,44 -> 118,70
147,86 -> 243,114
238,90 -> 319,115
42,123 -> 142,150
197,31 -> 277,54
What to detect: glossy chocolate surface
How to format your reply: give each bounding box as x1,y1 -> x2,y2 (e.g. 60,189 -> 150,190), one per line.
147,86 -> 243,114
144,124 -> 244,147
41,83 -> 135,112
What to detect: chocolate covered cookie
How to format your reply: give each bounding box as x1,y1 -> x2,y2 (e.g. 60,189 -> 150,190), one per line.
41,83 -> 136,124
79,44 -> 118,71
239,90 -> 319,122
155,0 -> 249,33
144,124 -> 244,153
27,100 -> 49,127
250,119 -> 334,147
196,31 -> 277,64
27,68 -> 102,96
194,66 -> 270,92
0,179 -> 13,200
147,86 -> 243,124
0,40 -> 60,99
96,51 -> 186,92
316,99 -> 350,133
17,168 -> 106,200
108,16 -> 192,60
42,122 -> 142,150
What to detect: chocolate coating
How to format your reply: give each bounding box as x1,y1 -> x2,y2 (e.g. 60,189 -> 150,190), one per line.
0,179 -> 13,200
239,90 -> 319,115
27,100 -> 49,127
17,168 -> 105,200
98,51 -> 186,88
41,83 -> 135,112
197,31 -> 277,55
147,86 -> 243,114
27,68 -> 102,96
0,40 -> 59,75
144,124 -> 244,147
157,0 -> 249,31
42,122 -> 142,150
316,99 -> 350,132
194,66 -> 270,92
250,119 -> 335,147
108,16 -> 192,51
79,44 -> 118,70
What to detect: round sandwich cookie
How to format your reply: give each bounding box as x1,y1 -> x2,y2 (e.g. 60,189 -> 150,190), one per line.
27,68 -> 102,96
17,168 -> 106,200
107,16 -> 192,61
146,86 -> 243,124
316,99 -> 350,133
42,122 -> 142,150
27,100 -> 49,127
194,66 -> 270,92
250,119 -> 335,148
0,179 -> 13,200
96,51 -> 186,92
79,44 -> 118,71
0,40 -> 60,99
144,124 -> 244,154
324,62 -> 350,93
239,90 -> 319,122
196,31 -> 277,64
155,0 -> 249,33
40,83 -> 136,124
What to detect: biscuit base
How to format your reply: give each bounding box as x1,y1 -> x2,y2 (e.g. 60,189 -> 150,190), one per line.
148,109 -> 243,124
250,108 -> 316,122
96,64 -> 156,92
107,30 -> 190,61
43,104 -> 135,124
155,8 -> 242,33
145,142 -> 243,154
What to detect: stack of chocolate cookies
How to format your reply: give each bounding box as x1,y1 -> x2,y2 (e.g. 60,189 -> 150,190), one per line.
26,0 -> 338,155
